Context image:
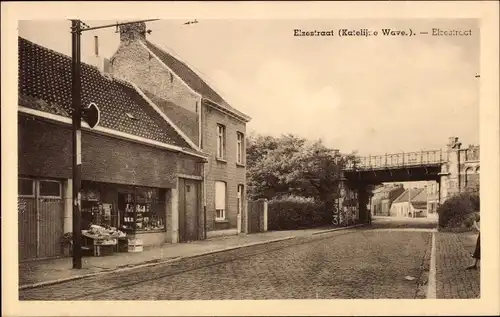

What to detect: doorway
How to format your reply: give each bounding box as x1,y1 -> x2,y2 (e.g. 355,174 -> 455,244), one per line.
178,178 -> 201,242
18,177 -> 64,261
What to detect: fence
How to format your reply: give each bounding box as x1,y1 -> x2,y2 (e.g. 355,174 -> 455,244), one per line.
247,199 -> 268,234
344,149 -> 447,170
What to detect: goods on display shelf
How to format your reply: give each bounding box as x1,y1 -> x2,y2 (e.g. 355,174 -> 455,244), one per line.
82,224 -> 126,242
81,224 -> 127,256
119,190 -> 165,232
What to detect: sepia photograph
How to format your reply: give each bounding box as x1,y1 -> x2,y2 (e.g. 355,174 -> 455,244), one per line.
2,1 -> 499,316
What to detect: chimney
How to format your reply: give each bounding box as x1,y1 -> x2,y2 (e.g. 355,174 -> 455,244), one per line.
119,21 -> 147,43
94,35 -> 99,57
87,35 -> 111,74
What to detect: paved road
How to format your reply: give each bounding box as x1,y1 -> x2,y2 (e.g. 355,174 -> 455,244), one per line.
20,218 -> 435,300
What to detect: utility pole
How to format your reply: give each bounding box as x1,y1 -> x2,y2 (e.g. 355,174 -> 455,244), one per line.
70,18 -> 160,269
71,19 -> 83,269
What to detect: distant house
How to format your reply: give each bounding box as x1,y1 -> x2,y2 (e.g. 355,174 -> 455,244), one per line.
370,184 -> 405,216
108,22 -> 252,238
390,188 -> 428,218
426,182 -> 439,219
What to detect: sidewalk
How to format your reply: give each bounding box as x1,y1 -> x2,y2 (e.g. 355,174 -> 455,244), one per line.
19,225 -> 362,289
435,231 -> 480,299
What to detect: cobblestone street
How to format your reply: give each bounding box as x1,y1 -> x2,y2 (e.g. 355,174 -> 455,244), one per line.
20,219 -> 436,300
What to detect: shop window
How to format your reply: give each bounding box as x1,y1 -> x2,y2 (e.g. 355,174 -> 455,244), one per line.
215,181 -> 226,220
39,180 -> 61,198
18,178 -> 35,197
81,187 -> 112,229
118,187 -> 166,232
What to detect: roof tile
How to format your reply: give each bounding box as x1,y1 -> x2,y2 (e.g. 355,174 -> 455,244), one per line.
18,37 -> 194,151
143,40 -> 249,120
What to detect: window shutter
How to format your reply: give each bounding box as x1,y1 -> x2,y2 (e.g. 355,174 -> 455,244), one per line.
215,181 -> 226,210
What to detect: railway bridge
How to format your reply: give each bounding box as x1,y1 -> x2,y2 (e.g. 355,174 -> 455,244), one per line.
335,137 -> 480,225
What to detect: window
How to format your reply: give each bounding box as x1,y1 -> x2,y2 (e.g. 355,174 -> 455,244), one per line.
465,167 -> 479,188
215,181 -> 226,220
18,178 -> 35,197
39,180 -> 61,198
236,132 -> 244,164
118,187 -> 166,232
216,124 -> 226,159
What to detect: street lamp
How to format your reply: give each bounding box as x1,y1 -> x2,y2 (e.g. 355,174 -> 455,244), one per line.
70,19 -> 160,269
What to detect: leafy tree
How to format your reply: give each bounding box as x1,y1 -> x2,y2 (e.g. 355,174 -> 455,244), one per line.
246,133 -> 355,204
246,133 -> 306,200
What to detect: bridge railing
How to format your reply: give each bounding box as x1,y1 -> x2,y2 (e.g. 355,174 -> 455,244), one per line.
344,149 -> 446,171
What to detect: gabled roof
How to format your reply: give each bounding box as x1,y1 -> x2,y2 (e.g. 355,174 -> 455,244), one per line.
393,188 -> 427,204
372,184 -> 403,196
18,37 -> 204,157
142,40 -> 251,122
141,89 -> 199,144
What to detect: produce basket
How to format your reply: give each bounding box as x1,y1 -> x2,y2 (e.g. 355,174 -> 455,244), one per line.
128,238 -> 144,253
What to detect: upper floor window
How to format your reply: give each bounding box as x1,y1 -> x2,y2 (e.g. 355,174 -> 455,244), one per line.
236,132 -> 244,164
216,124 -> 226,159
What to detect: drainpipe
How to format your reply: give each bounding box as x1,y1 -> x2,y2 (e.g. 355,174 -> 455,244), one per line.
202,161 -> 207,239
200,98 -> 207,240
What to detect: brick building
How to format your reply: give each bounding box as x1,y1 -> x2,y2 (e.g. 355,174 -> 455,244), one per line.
108,22 -> 252,238
18,37 -> 208,261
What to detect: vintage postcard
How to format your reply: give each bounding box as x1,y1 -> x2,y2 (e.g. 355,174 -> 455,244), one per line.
2,1 -> 499,316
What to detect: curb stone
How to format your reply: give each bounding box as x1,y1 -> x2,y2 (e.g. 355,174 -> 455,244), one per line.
311,223 -> 366,235
19,223 -> 363,291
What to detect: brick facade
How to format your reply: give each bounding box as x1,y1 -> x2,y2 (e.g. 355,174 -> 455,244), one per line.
109,29 -> 249,235
110,40 -> 200,144
202,103 -> 246,231
18,114 -> 203,187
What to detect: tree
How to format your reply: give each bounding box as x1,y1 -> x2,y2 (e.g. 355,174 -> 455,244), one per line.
246,134 -> 306,200
246,133 -> 355,205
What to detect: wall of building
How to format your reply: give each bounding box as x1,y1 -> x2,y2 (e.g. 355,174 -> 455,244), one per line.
439,138 -> 480,203
109,37 -> 249,235
18,115 -> 202,187
202,103 -> 247,232
18,115 -> 207,247
110,40 -> 200,144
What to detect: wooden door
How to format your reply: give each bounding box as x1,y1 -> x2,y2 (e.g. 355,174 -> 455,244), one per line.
178,178 -> 200,242
184,179 -> 199,241
38,197 -> 64,258
18,178 -> 64,260
18,196 -> 37,261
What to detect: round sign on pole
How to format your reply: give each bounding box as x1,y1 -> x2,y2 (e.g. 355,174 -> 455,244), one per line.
82,102 -> 100,128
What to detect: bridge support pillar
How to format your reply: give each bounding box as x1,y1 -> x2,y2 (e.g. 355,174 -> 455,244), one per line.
439,136 -> 463,204
357,185 -> 370,224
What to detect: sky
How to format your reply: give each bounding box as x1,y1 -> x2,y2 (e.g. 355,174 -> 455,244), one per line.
18,18 -> 480,156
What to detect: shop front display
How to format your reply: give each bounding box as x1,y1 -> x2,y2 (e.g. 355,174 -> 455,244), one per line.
81,185 -> 116,229
82,224 -> 126,256
77,181 -> 167,254
118,187 -> 166,233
